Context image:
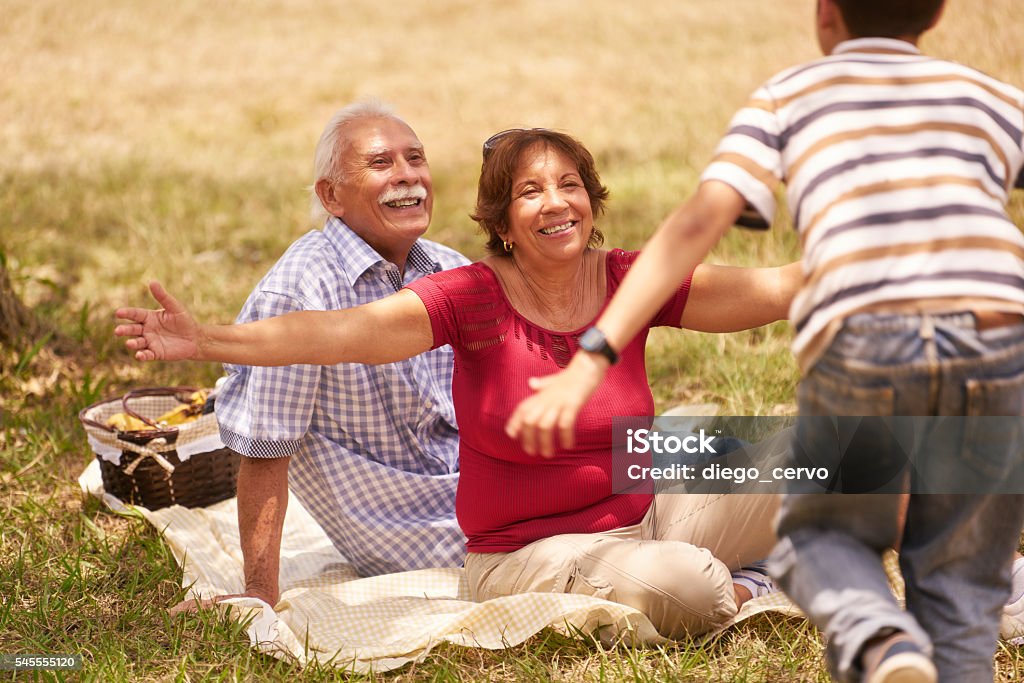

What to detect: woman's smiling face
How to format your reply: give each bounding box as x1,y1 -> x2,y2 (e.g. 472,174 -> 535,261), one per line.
502,142 -> 594,268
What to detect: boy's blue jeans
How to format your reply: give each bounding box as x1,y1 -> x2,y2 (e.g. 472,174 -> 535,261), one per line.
769,312 -> 1024,683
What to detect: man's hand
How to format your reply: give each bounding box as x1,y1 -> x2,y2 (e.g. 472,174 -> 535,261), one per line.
505,352 -> 610,457
114,281 -> 203,361
168,590 -> 278,617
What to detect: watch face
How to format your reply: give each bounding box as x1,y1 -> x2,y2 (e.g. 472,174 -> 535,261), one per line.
579,327 -> 618,364
579,327 -> 605,352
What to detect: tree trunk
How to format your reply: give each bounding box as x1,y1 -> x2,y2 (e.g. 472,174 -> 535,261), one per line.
0,258 -> 45,348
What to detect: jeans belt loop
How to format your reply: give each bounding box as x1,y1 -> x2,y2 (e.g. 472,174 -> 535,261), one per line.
919,315 -> 935,341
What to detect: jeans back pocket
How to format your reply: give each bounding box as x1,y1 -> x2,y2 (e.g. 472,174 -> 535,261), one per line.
961,370 -> 1024,487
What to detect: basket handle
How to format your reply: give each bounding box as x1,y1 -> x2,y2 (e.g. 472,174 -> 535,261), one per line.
77,386 -> 198,433
121,386 -> 199,431
79,412 -> 114,433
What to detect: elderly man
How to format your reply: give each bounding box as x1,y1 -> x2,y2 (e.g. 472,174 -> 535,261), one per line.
210,101 -> 468,608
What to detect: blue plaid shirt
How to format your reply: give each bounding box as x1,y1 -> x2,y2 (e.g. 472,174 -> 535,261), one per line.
216,217 -> 469,575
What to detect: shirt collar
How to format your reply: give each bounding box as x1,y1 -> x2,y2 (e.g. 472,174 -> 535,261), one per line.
322,216 -> 442,289
832,37 -> 922,57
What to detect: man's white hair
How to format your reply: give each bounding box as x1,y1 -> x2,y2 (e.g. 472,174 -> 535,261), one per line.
309,99 -> 406,223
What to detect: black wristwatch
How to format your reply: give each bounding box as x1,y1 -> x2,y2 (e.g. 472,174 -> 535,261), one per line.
578,327 -> 620,365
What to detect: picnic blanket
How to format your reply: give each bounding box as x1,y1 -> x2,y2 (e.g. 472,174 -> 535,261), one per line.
77,458 -> 835,673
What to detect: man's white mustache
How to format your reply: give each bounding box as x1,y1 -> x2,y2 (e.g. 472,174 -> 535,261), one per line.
379,184 -> 428,205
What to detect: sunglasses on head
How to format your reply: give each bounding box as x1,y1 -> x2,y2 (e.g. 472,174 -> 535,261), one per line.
481,128 -> 555,156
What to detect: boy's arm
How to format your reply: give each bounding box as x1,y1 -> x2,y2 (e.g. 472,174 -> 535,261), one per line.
506,180 -> 748,457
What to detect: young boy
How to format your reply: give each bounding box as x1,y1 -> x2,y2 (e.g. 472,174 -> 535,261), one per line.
507,1 -> 1024,680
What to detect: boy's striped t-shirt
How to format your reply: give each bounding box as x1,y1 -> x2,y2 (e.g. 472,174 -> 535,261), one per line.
702,37 -> 1024,370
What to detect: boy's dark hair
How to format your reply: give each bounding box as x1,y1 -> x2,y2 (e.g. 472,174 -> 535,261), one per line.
833,0 -> 944,38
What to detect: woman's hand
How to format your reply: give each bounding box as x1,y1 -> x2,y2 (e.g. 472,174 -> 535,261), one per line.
505,352 -> 609,458
115,281 -> 204,361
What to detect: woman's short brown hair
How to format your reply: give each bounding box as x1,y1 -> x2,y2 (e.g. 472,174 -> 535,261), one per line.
471,129 -> 609,257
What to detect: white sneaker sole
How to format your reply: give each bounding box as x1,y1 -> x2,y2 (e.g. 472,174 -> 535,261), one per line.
864,652 -> 937,683
1001,596 -> 1024,641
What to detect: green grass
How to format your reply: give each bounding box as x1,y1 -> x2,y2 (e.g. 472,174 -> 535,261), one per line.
0,325 -> 809,681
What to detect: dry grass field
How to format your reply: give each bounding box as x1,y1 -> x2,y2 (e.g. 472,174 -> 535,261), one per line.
2,0 -> 1024,680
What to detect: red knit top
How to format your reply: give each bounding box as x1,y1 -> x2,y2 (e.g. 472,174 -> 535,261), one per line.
405,249 -> 691,552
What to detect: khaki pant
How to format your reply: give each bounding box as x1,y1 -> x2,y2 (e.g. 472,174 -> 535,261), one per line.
465,490 -> 780,638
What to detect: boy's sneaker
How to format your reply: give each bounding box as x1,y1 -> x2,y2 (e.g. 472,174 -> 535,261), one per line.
861,632 -> 937,683
730,560 -> 776,599
1002,593 -> 1024,643
999,557 -> 1024,643
1000,556 -> 1024,643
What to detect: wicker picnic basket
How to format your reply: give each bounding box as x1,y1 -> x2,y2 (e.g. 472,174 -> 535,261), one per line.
79,386 -> 239,510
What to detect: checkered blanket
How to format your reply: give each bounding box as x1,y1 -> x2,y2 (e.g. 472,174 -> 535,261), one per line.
80,459 -> 892,673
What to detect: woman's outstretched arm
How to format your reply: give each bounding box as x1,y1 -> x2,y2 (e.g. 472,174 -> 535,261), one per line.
681,261 -> 801,332
115,281 -> 435,366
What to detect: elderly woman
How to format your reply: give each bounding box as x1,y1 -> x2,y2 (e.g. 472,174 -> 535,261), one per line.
115,129 -> 798,638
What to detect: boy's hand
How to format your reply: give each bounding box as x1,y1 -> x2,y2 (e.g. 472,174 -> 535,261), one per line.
505,352 -> 610,457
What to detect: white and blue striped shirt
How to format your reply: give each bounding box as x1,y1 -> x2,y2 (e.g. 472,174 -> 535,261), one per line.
215,217 -> 470,575
702,38 -> 1024,370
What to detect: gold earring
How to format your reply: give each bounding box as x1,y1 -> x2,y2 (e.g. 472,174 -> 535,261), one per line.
503,240 -> 513,253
